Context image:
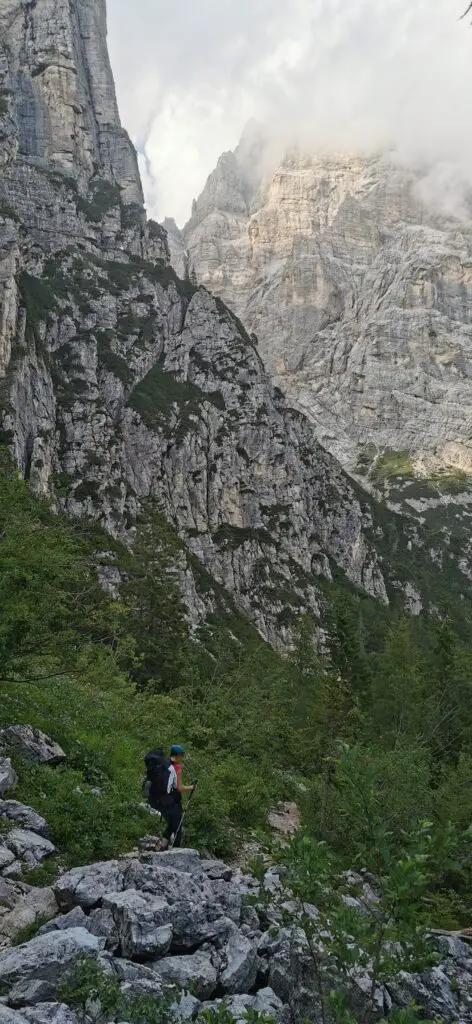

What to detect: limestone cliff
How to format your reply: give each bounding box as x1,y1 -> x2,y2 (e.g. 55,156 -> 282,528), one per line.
0,1 -> 468,645
177,145 -> 472,481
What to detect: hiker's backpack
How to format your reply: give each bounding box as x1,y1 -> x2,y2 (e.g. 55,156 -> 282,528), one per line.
143,750 -> 175,803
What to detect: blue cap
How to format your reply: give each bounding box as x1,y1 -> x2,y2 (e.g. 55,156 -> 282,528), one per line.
170,743 -> 185,755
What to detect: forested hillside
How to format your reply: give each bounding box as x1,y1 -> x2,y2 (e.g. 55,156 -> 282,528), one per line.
2,457 -> 472,931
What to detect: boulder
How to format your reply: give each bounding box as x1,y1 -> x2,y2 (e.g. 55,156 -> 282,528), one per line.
171,993 -> 201,1022
0,761 -> 18,798
103,890 -> 173,959
113,960 -> 166,985
54,862 -> 124,911
2,863 -> 24,881
0,803 -> 50,839
1,888 -> 58,941
0,928 -> 101,988
0,848 -> 15,872
0,879 -> 23,910
201,860 -> 233,882
0,1008 -> 30,1024
266,927 -> 319,1018
219,930 -> 258,994
146,850 -> 203,878
39,909 -> 88,935
7,980 -> 56,1008
201,988 -> 284,1024
4,832 -> 55,868
207,879 -> 242,925
150,949 -> 218,999
123,862 -> 212,949
21,1006 -> 79,1024
0,729 -> 65,767
87,908 -> 119,952
388,965 -> 467,1021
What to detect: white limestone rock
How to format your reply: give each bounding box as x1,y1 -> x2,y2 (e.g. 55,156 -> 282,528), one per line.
54,861 -> 124,911
102,889 -> 173,960
0,803 -> 50,840
4,832 -> 55,869
0,762 -> 17,798
0,928 -> 101,988
149,949 -> 217,1000
0,729 -> 65,767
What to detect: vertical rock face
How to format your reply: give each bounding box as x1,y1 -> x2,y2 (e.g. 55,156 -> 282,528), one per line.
0,1 -> 467,644
0,0 -> 142,199
177,144 -> 472,478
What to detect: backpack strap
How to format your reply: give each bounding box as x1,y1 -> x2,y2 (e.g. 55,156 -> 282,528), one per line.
167,763 -> 178,794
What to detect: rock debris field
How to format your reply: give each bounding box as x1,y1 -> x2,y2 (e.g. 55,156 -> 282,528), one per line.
1,745 -> 472,1024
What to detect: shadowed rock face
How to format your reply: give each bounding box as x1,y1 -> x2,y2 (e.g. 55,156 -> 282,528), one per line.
176,145 -> 472,477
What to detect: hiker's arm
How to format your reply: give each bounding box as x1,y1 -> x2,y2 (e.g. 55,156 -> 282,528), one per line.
176,776 -> 196,794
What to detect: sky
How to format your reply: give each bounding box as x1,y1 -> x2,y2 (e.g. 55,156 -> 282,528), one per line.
107,0 -> 472,227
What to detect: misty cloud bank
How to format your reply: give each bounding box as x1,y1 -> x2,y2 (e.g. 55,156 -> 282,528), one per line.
108,0 -> 471,225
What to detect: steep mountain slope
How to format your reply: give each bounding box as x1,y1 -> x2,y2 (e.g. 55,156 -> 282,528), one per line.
173,144 -> 472,482
0,0 -> 470,646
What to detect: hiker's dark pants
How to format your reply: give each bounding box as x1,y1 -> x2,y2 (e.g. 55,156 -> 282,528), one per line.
150,798 -> 183,846
165,801 -> 183,847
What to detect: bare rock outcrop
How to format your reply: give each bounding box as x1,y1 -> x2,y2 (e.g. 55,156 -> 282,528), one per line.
178,143 -> 472,480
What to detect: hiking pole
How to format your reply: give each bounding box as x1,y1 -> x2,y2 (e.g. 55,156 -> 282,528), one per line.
170,782 -> 197,849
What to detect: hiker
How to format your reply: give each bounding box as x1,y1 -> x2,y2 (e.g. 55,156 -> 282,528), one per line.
144,743 -> 195,849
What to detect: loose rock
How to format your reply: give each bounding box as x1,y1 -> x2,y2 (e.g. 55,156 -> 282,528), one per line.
54,862 -> 124,911
0,928 -> 101,988
0,804 -> 50,840
21,1005 -> 79,1024
0,730 -> 65,767
103,889 -> 172,959
4,833 -> 55,869
0,849 -> 15,873
87,908 -> 120,952
219,930 -> 258,994
1,888 -> 58,941
150,949 -> 218,1000
0,762 -> 18,799
39,909 -> 88,936
7,979 -> 56,1009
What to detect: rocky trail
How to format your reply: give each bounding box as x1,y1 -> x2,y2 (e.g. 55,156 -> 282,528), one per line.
1,735 -> 472,1024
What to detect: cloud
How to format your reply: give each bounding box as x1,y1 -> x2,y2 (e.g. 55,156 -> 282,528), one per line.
107,0 -> 472,225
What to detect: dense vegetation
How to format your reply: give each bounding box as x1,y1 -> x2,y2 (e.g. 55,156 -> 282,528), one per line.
1,456 -> 472,929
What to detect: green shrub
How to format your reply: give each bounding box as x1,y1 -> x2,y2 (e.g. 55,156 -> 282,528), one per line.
128,357 -> 225,440
371,449 -> 414,483
77,180 -> 121,223
96,332 -> 133,385
11,914 -> 51,946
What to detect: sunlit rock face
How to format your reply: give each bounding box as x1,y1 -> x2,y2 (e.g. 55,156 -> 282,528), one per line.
176,143 -> 472,477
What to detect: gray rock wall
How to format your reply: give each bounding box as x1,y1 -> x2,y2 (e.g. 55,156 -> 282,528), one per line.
178,145 -> 472,478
